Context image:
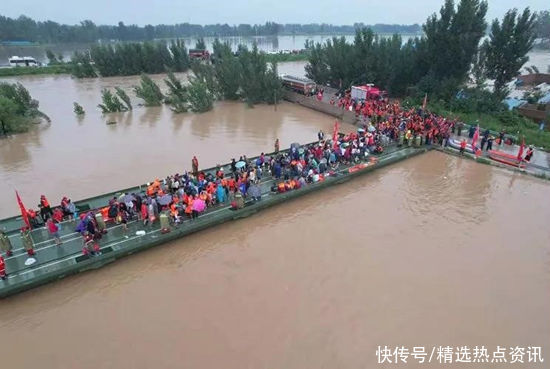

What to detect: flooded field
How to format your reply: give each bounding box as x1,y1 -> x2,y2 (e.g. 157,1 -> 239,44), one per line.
0,151 -> 548,368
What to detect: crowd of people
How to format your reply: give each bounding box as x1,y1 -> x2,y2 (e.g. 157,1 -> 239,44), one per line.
0,92 -> 537,276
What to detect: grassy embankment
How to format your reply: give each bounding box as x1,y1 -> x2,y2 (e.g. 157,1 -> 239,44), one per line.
0,53 -> 308,78
430,103 -> 550,150
0,64 -> 71,77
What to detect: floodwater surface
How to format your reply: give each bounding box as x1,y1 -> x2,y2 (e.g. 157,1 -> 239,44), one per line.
0,151 -> 549,368
0,72 -> 341,217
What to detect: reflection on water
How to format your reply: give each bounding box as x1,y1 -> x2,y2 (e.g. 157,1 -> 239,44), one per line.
0,151 -> 548,369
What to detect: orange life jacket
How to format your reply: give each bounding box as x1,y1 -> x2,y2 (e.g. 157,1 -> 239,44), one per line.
41,197 -> 50,208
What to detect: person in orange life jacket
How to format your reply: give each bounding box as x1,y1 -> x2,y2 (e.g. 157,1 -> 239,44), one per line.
459,139 -> 467,155
39,195 -> 53,221
26,208 -> 41,228
0,255 -> 6,280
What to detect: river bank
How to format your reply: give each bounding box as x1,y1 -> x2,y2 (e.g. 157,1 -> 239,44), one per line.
0,53 -> 307,78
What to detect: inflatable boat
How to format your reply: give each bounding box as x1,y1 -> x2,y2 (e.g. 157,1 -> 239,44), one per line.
447,138 -> 476,154
487,150 -> 524,168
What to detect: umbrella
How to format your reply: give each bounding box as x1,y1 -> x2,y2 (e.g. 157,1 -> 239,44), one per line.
235,161 -> 246,169
122,194 -> 135,203
157,194 -> 172,206
357,128 -> 365,133
192,198 -> 206,212
248,184 -> 261,198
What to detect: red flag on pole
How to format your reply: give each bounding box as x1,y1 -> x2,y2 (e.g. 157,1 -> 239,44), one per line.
471,124 -> 480,149
517,137 -> 525,161
422,93 -> 427,110
16,190 -> 31,230
332,120 -> 340,150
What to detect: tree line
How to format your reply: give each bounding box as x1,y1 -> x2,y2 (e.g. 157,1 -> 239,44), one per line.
306,1 -> 538,101
0,15 -> 426,43
96,42 -> 282,116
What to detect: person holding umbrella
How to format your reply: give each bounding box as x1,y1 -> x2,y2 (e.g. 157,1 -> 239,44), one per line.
192,195 -> 206,219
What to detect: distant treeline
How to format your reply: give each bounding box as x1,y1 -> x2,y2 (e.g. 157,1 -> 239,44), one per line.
0,15 -> 422,43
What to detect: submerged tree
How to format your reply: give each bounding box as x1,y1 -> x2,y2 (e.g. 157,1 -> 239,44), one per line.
484,8 -> 537,97
0,82 -> 49,134
186,77 -> 214,113
73,102 -> 85,115
134,74 -> 164,106
46,49 -> 61,65
195,37 -> 206,50
262,62 -> 284,104
212,40 -> 242,100
114,87 -> 132,110
164,72 -> 188,112
98,89 -> 126,113
70,51 -> 97,78
191,62 -> 218,99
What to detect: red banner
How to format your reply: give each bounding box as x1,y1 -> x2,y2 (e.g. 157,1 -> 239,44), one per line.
517,138 -> 525,161
332,120 -> 340,150
16,190 -> 31,230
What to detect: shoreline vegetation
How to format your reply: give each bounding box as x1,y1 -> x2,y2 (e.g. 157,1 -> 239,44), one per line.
0,52 -> 308,78
0,14 -> 422,43
1,4 -> 549,149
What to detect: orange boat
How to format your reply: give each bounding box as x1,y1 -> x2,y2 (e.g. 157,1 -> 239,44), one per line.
487,150 -> 524,168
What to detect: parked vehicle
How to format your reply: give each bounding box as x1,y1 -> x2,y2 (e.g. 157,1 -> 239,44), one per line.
188,49 -> 210,60
281,74 -> 317,96
8,56 -> 41,67
351,84 -> 387,100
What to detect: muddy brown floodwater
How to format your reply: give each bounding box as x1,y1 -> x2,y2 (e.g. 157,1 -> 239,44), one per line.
0,150 -> 549,368
0,72 -> 340,217
1,72 -> 550,368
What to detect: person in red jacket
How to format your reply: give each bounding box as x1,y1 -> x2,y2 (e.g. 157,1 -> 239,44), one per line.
0,255 -> 7,280
191,156 -> 199,176
459,139 -> 467,155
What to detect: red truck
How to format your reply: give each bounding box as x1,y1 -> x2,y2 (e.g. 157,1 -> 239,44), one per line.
281,75 -> 317,96
188,49 -> 210,60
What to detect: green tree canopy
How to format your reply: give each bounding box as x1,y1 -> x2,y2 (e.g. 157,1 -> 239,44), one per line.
134,74 -> 164,106
484,8 -> 537,97
0,82 -> 48,134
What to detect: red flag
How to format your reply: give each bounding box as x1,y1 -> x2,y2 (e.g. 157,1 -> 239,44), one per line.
422,93 -> 427,110
517,137 -> 525,161
471,125 -> 479,149
332,120 -> 340,149
16,190 -> 31,230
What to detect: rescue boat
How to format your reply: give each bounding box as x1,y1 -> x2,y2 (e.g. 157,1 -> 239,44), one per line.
487,150 -> 524,168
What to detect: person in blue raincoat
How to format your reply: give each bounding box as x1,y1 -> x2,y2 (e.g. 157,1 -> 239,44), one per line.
216,183 -> 226,203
